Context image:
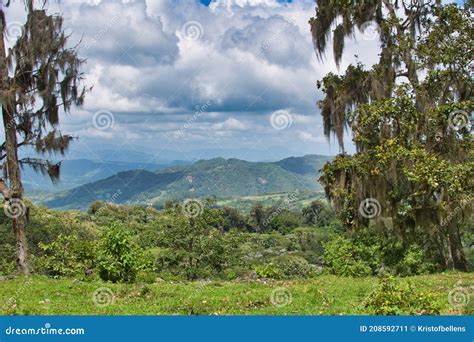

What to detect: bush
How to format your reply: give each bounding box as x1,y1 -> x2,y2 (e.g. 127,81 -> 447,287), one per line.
364,276 -> 441,315
97,223 -> 151,283
323,235 -> 372,276
393,244 -> 433,276
274,255 -> 319,278
254,263 -> 282,279
254,256 -> 319,279
34,234 -> 94,278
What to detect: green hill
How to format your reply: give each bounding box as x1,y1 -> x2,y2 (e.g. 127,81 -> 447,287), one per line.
45,155 -> 332,210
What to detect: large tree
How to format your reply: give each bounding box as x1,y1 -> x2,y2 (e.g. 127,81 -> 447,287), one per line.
310,0 -> 472,270
0,0 -> 86,274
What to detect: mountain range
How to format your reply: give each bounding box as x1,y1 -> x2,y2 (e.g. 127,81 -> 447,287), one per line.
43,155 -> 332,210
22,159 -> 189,192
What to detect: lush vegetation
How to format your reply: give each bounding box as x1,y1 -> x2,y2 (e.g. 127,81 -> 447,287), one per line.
0,197 -> 472,315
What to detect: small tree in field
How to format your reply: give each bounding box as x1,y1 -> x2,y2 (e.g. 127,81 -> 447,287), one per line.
0,0 -> 86,274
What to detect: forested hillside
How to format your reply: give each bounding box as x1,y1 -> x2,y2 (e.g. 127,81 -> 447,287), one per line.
45,155 -> 331,210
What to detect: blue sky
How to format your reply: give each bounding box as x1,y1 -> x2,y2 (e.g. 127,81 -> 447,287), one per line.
3,0 -> 388,162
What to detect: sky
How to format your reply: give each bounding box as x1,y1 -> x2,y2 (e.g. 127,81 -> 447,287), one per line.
2,0 -> 391,162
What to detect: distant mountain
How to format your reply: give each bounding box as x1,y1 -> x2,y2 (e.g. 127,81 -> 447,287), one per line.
44,155 -> 332,210
22,159 -> 190,192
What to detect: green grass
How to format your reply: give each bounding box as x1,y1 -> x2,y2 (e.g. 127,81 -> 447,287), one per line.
1,273 -> 472,315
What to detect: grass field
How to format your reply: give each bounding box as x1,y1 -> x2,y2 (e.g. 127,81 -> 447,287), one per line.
1,273 -> 472,315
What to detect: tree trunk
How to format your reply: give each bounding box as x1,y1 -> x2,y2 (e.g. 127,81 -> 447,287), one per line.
0,13 -> 30,275
447,221 -> 468,272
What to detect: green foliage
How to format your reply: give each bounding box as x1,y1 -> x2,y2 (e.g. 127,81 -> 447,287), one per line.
97,223 -> 151,283
365,276 -> 442,315
0,244 -> 17,275
313,1 -> 473,272
394,245 -> 433,276
273,255 -> 319,279
302,200 -> 334,227
254,263 -> 282,279
34,234 -> 94,278
156,203 -> 239,279
323,236 -> 372,277
254,256 -> 319,279
265,209 -> 302,233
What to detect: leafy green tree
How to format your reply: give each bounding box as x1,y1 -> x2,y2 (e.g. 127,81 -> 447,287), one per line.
221,206 -> 249,231
266,209 -> 302,233
157,201 -> 237,279
302,200 -> 334,226
0,0 -> 86,273
310,1 -> 472,270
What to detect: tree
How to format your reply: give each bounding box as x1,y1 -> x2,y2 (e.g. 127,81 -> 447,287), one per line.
310,1 -> 472,270
221,206 -> 249,231
158,201 -> 237,280
0,0 -> 86,273
302,199 -> 334,226
249,203 -> 268,232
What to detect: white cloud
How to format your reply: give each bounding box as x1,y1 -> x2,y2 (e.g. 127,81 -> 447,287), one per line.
298,131 -> 326,143
212,117 -> 247,130
2,0 -> 365,158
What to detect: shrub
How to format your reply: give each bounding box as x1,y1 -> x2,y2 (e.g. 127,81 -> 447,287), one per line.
323,235 -> 372,276
254,263 -> 283,279
34,234 -> 94,278
364,276 -> 441,315
254,256 -> 319,279
393,244 -> 433,276
97,223 -> 151,283
274,255 -> 319,278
